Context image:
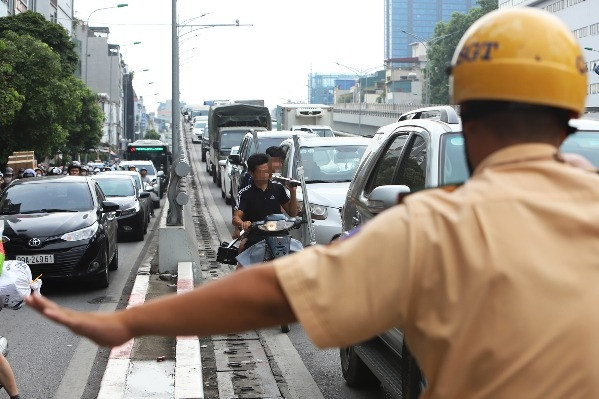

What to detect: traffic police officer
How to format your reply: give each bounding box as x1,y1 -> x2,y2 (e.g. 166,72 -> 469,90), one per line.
26,8 -> 599,399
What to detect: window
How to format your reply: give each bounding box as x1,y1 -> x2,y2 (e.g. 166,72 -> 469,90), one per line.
396,135 -> 427,192
364,133 -> 409,195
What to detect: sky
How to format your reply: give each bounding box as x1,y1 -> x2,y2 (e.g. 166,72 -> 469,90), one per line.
73,0 -> 384,113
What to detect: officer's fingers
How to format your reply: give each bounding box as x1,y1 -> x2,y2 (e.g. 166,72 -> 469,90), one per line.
25,293 -> 60,314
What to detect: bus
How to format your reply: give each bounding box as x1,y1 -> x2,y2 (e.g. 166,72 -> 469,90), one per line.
124,139 -> 171,175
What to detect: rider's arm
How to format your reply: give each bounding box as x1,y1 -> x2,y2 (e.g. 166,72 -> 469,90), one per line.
232,209 -> 251,230
281,185 -> 298,217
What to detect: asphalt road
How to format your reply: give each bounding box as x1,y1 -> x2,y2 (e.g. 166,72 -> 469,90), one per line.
1,199 -> 164,399
188,140 -> 389,399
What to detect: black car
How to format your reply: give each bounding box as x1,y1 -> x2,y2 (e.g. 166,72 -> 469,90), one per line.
0,175 -> 119,288
92,174 -> 150,241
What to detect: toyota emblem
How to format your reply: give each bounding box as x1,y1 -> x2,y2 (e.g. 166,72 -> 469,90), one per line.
28,238 -> 42,247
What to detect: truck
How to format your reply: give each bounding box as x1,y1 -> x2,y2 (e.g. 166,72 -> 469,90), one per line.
275,104 -> 335,136
207,104 -> 271,187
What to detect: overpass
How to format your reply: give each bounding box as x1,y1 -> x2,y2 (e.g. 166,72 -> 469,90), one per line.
332,103 -> 456,136
332,103 -> 599,136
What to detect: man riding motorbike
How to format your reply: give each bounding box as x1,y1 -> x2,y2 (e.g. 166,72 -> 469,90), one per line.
232,153 -> 298,258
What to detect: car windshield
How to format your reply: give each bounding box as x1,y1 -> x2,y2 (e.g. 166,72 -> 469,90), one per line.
0,182 -> 93,214
297,145 -> 367,183
194,122 -> 206,129
440,133 -> 469,186
220,130 -> 249,150
96,179 -> 135,197
256,138 -> 288,154
560,131 -> 599,167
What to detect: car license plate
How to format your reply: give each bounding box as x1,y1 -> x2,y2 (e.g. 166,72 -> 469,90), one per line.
15,254 -> 54,264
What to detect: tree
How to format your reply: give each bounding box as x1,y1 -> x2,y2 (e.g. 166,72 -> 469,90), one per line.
62,78 -> 104,156
428,0 -> 498,104
0,11 -> 78,76
144,130 -> 161,140
0,40 -> 25,125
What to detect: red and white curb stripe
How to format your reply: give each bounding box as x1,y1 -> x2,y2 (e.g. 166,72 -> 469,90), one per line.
97,273 -> 150,399
96,262 -> 203,398
175,262 -> 204,399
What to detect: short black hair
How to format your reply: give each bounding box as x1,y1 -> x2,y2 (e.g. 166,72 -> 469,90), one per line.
247,153 -> 269,173
265,146 -> 285,159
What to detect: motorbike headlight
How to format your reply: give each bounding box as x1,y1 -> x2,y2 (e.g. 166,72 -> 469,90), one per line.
61,222 -> 98,242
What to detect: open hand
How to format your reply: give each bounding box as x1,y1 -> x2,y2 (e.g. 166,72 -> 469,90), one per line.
25,293 -> 133,348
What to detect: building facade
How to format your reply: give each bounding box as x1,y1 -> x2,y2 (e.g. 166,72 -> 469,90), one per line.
499,0 -> 599,109
384,0 -> 475,63
0,0 -> 74,35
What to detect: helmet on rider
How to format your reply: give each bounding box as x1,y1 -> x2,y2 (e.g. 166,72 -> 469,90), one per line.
47,167 -> 62,175
450,8 -> 586,119
22,168 -> 36,178
3,167 -> 13,177
67,161 -> 82,176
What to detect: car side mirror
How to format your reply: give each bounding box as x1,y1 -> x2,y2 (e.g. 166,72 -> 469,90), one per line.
366,185 -> 411,214
229,154 -> 241,165
144,183 -> 155,192
157,171 -> 165,177
139,191 -> 151,199
101,201 -> 120,213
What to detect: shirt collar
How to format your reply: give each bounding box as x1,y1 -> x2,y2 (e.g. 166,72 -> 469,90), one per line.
473,143 -> 560,175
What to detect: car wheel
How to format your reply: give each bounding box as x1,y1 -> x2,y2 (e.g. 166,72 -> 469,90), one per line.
94,249 -> 110,288
339,346 -> 379,388
134,224 -> 144,241
109,244 -> 119,271
207,161 -> 212,175
225,183 -> 232,205
201,150 -> 206,162
216,169 -> 222,187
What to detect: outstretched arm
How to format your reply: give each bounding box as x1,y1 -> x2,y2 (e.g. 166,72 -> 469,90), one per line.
26,264 -> 296,348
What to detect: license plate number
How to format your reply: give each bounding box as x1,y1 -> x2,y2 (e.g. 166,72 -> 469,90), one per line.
15,254 -> 54,264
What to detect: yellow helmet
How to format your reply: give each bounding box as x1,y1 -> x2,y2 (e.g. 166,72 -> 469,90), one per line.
450,8 -> 587,117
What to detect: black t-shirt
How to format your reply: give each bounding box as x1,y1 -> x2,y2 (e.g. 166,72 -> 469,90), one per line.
237,181 -> 290,223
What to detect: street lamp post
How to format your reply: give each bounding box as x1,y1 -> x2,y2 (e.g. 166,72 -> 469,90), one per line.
401,30 -> 457,105
84,4 -> 128,86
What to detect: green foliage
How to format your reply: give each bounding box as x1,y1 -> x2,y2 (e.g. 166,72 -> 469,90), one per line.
0,40 -> 25,124
0,11 -> 78,76
144,130 -> 161,140
62,78 -> 104,155
428,0 -> 498,104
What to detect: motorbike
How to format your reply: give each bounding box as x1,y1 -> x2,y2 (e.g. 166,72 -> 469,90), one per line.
217,213 -> 304,333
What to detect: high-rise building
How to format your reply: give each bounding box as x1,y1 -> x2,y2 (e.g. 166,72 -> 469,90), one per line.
384,0 -> 475,63
499,0 -> 599,108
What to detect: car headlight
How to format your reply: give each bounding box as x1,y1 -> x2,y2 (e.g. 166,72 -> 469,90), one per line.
298,201 -> 328,220
61,222 -> 98,242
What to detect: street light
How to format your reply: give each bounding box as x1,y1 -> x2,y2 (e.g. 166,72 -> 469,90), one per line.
401,30 -> 458,105
335,62 -> 381,134
84,4 -> 128,85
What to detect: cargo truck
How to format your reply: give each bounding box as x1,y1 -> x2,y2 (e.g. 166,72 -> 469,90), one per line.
207,104 -> 271,186
275,104 -> 334,136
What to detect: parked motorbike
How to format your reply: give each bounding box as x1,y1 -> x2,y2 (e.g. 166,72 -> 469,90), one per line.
217,213 -> 304,333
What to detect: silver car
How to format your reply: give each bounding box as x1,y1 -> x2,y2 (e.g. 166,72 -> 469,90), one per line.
279,135 -> 371,246
219,145 -> 240,205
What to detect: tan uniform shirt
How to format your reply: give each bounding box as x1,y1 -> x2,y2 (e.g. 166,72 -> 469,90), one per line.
274,143 -> 599,399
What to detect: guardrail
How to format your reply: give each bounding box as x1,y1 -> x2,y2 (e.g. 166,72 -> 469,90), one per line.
166,126 -> 191,226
